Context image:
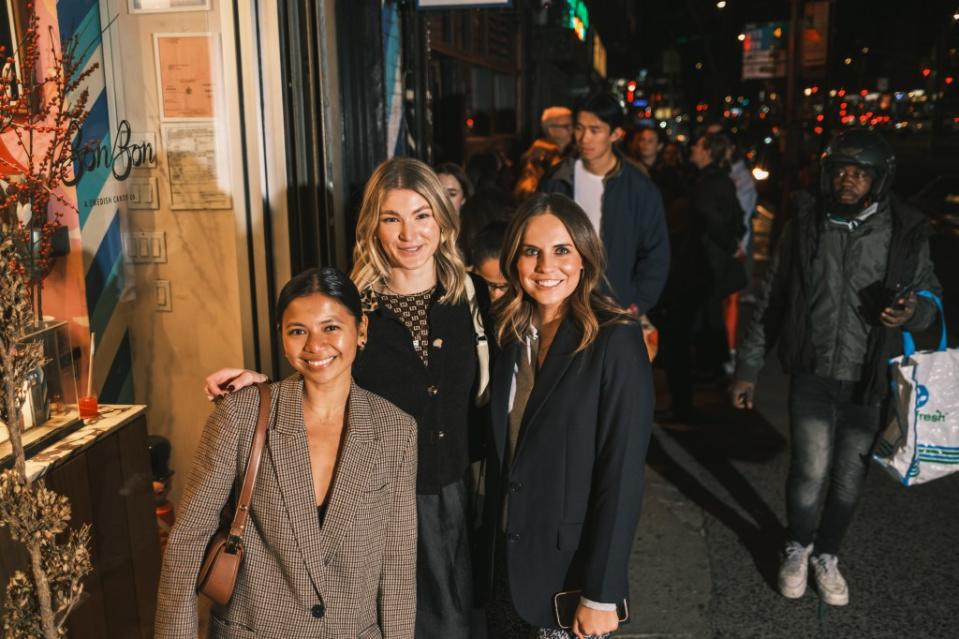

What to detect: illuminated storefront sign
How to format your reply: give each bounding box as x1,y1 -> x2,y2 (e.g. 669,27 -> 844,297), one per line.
742,22 -> 787,79
567,0 -> 589,42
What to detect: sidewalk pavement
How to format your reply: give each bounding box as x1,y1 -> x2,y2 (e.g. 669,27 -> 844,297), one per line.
628,357 -> 959,639
619,464 -> 712,639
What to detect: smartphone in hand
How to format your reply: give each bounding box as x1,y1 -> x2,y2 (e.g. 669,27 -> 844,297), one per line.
888,283 -> 918,311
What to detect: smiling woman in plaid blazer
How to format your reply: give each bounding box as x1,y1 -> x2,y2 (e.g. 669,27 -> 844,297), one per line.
156,268 -> 418,639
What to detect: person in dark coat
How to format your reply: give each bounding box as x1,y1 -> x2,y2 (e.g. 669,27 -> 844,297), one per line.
481,193 -> 653,638
731,129 -> 941,607
539,92 -> 670,317
659,131 -> 745,421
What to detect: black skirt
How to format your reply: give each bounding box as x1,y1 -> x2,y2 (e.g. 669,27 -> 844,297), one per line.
415,478 -> 473,638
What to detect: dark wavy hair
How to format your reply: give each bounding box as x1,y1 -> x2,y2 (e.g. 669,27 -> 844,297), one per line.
435,162 -> 474,200
275,267 -> 363,328
494,193 -> 635,351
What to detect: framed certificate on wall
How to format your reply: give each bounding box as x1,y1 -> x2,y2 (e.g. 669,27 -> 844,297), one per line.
130,0 -> 210,14
154,34 -> 217,119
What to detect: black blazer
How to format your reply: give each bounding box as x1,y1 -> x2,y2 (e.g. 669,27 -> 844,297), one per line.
353,273 -> 491,494
481,315 -> 653,628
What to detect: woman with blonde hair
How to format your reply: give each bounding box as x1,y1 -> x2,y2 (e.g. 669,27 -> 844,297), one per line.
481,193 -> 653,638
205,157 -> 492,637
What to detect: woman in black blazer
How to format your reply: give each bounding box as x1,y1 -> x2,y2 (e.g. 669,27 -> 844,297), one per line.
483,193 -> 654,638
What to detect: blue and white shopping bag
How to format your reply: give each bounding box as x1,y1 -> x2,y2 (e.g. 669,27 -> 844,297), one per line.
873,291 -> 959,486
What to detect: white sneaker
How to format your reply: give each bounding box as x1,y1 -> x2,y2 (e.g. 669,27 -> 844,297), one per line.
811,554 -> 850,606
778,541 -> 813,599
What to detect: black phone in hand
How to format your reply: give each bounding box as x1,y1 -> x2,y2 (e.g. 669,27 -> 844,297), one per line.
553,590 -> 629,629
889,283 -> 919,311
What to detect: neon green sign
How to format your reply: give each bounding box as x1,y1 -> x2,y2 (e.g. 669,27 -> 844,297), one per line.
567,0 -> 590,42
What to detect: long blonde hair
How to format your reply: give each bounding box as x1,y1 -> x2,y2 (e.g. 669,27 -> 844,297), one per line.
494,193 -> 634,351
350,157 -> 467,304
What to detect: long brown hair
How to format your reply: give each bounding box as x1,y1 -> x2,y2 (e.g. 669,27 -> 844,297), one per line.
350,157 -> 467,304
494,193 -> 634,351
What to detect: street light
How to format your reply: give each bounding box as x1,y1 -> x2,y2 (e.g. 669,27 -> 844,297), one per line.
737,33 -> 746,42
844,57 -> 853,65
716,1 -> 727,9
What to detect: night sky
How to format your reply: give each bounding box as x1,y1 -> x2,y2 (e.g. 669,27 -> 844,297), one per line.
587,0 -> 959,99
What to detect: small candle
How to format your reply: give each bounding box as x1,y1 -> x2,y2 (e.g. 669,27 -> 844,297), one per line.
78,396 -> 99,419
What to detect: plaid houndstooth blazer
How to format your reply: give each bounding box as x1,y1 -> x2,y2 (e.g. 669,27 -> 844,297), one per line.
155,376 -> 418,639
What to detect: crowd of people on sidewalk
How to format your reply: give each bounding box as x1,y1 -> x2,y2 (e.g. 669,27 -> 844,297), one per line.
153,90 -> 942,638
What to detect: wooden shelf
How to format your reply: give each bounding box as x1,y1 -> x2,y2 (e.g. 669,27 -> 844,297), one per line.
0,409 -> 84,471
0,406 -> 160,638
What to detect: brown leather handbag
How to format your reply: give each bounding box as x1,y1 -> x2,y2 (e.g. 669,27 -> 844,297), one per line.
196,383 -> 271,605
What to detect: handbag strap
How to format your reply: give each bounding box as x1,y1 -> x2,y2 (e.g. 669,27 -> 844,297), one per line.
901,290 -> 947,358
227,383 -> 271,544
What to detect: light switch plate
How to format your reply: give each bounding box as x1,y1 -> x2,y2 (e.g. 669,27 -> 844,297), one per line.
155,280 -> 172,312
124,231 -> 167,263
128,176 -> 159,210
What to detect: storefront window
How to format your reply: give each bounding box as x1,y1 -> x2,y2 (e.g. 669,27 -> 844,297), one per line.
0,0 -> 292,516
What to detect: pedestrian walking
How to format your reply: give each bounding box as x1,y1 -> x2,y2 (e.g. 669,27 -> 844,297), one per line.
624,125 -> 663,174
468,221 -> 510,303
660,131 -> 745,422
514,138 -> 563,203
730,129 -> 942,606
481,192 -> 653,638
436,162 -> 473,215
539,106 -> 574,155
540,91 -> 670,318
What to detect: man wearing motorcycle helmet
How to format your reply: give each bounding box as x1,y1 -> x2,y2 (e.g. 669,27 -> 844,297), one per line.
729,129 -> 942,607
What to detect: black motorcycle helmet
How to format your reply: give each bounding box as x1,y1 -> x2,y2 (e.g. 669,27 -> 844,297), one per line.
820,128 -> 896,202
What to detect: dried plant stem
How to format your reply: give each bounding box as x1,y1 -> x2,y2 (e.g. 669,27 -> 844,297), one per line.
2,361 -> 27,479
0,7 -> 98,637
1,287 -> 59,639
27,540 -> 58,639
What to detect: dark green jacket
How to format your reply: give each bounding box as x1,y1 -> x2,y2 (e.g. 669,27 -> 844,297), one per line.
736,192 -> 942,404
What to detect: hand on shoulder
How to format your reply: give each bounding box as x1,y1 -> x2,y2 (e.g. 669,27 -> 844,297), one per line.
204,368 -> 269,401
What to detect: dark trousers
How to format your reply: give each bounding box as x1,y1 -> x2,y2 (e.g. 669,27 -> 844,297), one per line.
786,373 -> 880,555
661,286 -> 725,414
661,285 -> 700,415
416,478 -> 472,639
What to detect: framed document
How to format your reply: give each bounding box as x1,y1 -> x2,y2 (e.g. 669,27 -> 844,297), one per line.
154,34 -> 217,119
130,0 -> 210,13
162,122 -> 232,210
